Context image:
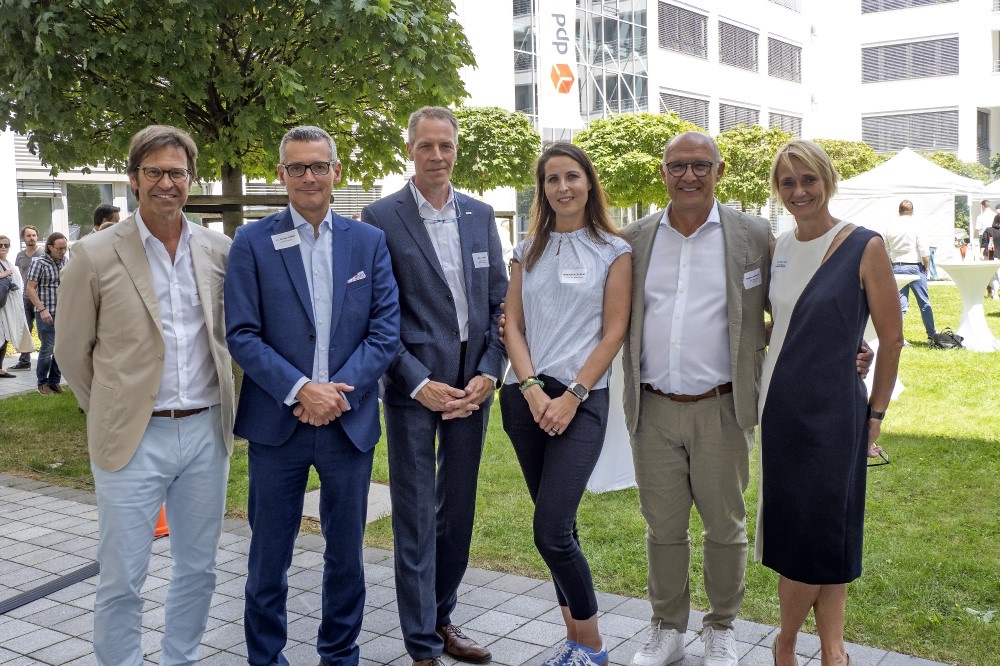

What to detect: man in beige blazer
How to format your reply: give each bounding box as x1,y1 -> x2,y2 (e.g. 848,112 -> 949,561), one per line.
622,132 -> 770,666
56,125 -> 234,666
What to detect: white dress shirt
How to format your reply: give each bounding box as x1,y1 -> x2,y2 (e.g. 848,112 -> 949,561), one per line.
640,202 -> 732,395
135,211 -> 220,410
409,179 -> 469,341
884,215 -> 928,263
284,206 -> 336,405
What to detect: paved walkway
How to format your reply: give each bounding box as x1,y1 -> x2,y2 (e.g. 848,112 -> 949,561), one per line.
0,353 -> 42,400
0,474 -> 945,666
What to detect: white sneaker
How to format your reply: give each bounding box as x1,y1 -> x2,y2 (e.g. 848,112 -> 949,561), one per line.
630,622 -> 685,666
700,627 -> 737,666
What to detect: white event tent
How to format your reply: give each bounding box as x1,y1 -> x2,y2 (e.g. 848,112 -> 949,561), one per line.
829,148 -> 983,262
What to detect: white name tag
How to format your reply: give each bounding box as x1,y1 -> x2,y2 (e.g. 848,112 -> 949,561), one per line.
773,258 -> 789,272
191,290 -> 201,306
271,230 -> 300,251
743,268 -> 762,289
472,252 -> 490,268
560,268 -> 587,284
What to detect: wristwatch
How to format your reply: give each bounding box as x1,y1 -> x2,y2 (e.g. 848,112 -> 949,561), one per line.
867,405 -> 886,420
567,382 -> 589,402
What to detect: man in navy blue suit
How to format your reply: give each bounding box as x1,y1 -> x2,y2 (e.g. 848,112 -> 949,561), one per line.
363,107 -> 508,666
226,126 -> 400,666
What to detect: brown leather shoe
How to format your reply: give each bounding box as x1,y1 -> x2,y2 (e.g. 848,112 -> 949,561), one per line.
37,385 -> 53,395
412,659 -> 446,666
49,384 -> 64,394
437,624 -> 491,664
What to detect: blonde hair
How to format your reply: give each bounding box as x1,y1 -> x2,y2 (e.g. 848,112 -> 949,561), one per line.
770,139 -> 839,207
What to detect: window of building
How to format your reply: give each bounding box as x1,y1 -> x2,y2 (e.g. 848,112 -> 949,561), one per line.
768,0 -> 800,10
719,22 -> 758,72
658,2 -> 707,59
769,112 -> 802,137
514,0 -> 532,17
862,110 -> 959,152
862,37 -> 958,82
977,109 -> 990,166
17,197 -> 54,241
768,38 -> 801,82
66,183 -> 114,240
660,91 -> 709,129
720,103 -> 760,132
862,0 -> 955,12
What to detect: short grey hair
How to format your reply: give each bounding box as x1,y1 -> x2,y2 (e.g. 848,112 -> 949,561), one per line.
407,107 -> 458,144
279,126 -> 338,163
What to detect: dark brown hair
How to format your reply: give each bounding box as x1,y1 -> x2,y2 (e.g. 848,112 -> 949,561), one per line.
520,142 -> 620,272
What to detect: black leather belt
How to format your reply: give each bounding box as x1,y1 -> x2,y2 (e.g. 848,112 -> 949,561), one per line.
892,262 -> 920,266
642,382 -> 733,403
151,407 -> 210,419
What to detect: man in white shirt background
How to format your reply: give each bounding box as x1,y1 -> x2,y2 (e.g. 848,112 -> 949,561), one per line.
884,199 -> 937,344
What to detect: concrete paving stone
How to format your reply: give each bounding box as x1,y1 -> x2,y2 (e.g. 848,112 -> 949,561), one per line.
140,628 -> 167,656
140,574 -> 171,594
11,543 -> 62,567
213,575 -> 246,598
287,568 -> 324,591
726,643 -> 773,666
484,574 -> 543,595
493,594 -> 558,619
596,612 -> 649,639
685,610 -> 707,633
43,516 -> 86,532
147,555 -> 173,576
360,634 -> 408,663
0,618 -> 42,642
50,536 -> 99,558
0,540 -> 41,559
224,639 -> 249,658
842,641 -> 891,666
225,525 -> 253,539
63,656 -> 100,666
296,534 -> 326,552
27,530 -> 73,548
291,549 -> 325,569
0,558 -> 22,575
448,602 -> 489,627
461,567 -> 506,586
0,626 -> 71,653
140,585 -> 171,606
28,636 -> 93,665
595,591 -> 632,613
208,598 -> 245,623
608,597 -> 651,622
200,621 -> 247,651
212,569 -> 241,587
215,556 -> 250,576
732,619 -> 776,646
5,597 -> 58,619
363,563 -> 394,585
788,631 -> 821,659
22,602 -> 88,628
213,548 -> 245,567
534,607 -> 564,625
5,506 -> 47,521
363,584 -> 397,609
520,583 -> 559,603
36,552 -> 92,574
287,615 -> 321,643
379,599 -> 399,615
49,612 -> 95,638
505,619 -> 566,647
282,640 -> 321,663
287,590 -> 323,616
877,654 -> 946,666
215,531 -> 243,547
479,636 -> 544,666
63,522 -> 100,537
0,656 -> 42,666
459,585 -> 516,610
361,607 -> 402,635
0,647 -> 24,663
362,547 -> 392,564
463,610 -> 529,636
142,605 -> 168,631
198,649 -> 248,665
66,592 -> 97,612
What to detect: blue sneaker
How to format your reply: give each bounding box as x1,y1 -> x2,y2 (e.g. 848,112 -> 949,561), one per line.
540,640 -> 578,666
567,642 -> 608,666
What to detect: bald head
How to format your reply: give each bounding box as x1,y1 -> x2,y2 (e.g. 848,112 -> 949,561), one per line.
663,131 -> 722,163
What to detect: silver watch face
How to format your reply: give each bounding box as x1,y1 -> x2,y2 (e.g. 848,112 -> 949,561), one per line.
571,383 -> 588,399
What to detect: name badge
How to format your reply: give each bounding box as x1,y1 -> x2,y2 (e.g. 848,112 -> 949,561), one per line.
773,258 -> 789,272
743,268 -> 762,289
271,230 -> 300,251
191,290 -> 202,306
560,268 -> 587,284
472,252 -> 490,268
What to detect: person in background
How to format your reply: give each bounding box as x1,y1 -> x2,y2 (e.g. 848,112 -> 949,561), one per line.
500,143 -> 631,666
0,235 -> 34,378
760,139 -> 902,666
25,232 -> 68,394
884,200 -> 937,344
9,225 -> 40,371
975,199 -> 994,238
981,215 -> 1000,299
93,203 -> 121,233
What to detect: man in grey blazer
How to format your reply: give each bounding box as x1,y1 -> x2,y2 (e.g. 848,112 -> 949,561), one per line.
623,132 -> 769,666
362,106 -> 508,666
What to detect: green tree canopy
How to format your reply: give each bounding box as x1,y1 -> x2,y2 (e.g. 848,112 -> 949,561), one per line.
812,138 -> 888,181
921,152 -> 991,183
573,112 -> 700,211
714,124 -> 791,213
451,106 -> 540,195
0,0 -> 474,235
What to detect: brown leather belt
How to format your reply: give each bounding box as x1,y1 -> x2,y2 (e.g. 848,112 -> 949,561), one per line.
642,382 -> 733,403
151,407 -> 210,419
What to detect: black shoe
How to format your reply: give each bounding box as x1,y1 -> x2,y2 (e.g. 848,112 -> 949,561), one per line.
0,372 -> 15,379
8,361 -> 30,370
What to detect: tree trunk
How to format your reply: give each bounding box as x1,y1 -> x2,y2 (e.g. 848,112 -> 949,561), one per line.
221,163 -> 244,239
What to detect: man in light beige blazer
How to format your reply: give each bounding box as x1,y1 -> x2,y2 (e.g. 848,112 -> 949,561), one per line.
56,125 -> 233,666
622,132 -> 771,666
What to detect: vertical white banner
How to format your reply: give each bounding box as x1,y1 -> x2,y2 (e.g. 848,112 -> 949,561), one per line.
536,0 -> 583,130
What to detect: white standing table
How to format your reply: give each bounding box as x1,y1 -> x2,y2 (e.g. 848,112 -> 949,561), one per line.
937,262 -> 1000,352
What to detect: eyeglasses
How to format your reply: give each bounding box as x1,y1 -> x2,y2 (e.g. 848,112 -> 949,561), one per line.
664,161 -> 716,177
868,449 -> 891,467
280,162 -> 334,177
139,166 -> 192,183
0,244 -> 9,248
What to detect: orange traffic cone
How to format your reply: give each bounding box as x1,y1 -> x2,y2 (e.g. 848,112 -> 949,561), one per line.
154,505 -> 169,538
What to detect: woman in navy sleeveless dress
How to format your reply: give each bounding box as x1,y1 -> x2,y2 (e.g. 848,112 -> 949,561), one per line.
759,141 -> 903,666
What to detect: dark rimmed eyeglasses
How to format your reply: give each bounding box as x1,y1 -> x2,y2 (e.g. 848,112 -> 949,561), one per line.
280,162 -> 334,177
0,243 -> 9,248
664,161 -> 716,177
867,449 -> 891,467
139,166 -> 192,183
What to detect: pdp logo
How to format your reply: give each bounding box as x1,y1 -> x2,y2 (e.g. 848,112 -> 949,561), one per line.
550,63 -> 574,94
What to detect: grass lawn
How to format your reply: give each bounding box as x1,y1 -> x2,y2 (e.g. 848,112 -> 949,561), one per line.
1,283 -> 998,664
